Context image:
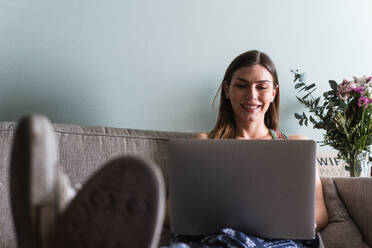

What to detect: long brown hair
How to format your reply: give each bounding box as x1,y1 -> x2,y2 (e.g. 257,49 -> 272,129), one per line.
209,50 -> 280,139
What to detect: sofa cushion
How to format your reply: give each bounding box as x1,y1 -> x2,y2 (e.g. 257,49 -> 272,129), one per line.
320,178 -> 369,248
333,178 -> 372,247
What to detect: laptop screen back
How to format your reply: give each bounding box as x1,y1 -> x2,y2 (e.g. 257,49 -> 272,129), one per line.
168,139 -> 316,239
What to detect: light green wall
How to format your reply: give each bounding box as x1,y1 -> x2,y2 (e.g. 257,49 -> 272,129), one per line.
1,0 -> 371,150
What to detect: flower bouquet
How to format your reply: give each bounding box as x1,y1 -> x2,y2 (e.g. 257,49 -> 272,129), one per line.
291,70 -> 372,177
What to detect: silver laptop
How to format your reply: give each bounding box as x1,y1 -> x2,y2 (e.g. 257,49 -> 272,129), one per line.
167,139 -> 316,239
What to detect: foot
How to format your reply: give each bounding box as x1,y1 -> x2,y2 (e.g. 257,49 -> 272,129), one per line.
54,155 -> 166,248
10,115 -> 59,248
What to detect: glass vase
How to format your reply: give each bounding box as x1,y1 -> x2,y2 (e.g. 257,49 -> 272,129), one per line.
353,151 -> 371,177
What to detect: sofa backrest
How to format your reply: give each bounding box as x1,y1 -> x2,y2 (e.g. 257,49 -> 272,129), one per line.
1,121 -> 371,248
0,121 -> 193,247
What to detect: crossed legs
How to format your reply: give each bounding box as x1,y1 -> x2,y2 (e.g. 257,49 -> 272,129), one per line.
10,115 -> 165,248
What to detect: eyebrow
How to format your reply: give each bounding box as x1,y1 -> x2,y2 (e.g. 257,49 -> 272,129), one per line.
236,78 -> 273,84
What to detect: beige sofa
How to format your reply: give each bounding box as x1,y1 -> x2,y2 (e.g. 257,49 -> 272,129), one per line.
0,121 -> 371,247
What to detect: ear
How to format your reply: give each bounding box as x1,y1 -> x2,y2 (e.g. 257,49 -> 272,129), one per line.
223,81 -> 230,99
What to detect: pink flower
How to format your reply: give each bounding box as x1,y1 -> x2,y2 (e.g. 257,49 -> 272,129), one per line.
337,79 -> 355,100
352,86 -> 366,95
358,96 -> 372,108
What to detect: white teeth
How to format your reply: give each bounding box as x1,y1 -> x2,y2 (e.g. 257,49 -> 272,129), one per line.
243,105 -> 259,109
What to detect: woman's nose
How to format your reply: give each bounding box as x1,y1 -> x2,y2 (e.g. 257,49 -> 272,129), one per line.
245,88 -> 257,99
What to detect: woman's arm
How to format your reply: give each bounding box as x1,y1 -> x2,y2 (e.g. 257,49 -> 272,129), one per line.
288,134 -> 329,231
164,133 -> 209,227
314,165 -> 328,231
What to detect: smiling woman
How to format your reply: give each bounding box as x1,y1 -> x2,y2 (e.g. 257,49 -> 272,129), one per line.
209,50 -> 280,139
223,65 -> 277,137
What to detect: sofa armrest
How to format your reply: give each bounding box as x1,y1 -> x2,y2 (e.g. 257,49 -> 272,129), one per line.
331,178 -> 372,246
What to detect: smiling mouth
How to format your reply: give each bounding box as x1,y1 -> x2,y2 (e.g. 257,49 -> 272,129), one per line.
241,104 -> 261,111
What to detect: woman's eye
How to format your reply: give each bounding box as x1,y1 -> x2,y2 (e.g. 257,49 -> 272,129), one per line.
235,85 -> 245,88
257,86 -> 268,90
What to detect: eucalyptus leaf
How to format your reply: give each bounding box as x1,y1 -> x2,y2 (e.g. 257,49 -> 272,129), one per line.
310,116 -> 316,123
314,97 -> 320,107
295,83 -> 305,89
293,73 -> 301,82
294,113 -> 302,119
329,80 -> 338,90
305,83 -> 316,91
296,96 -> 306,104
302,88 -> 317,100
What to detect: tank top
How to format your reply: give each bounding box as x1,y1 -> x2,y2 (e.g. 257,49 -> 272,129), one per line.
269,129 -> 288,140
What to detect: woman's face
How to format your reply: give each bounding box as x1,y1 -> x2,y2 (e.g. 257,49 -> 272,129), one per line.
223,65 -> 276,124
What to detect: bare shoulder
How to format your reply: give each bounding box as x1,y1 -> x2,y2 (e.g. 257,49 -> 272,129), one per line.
193,133 -> 209,139
287,134 -> 310,140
